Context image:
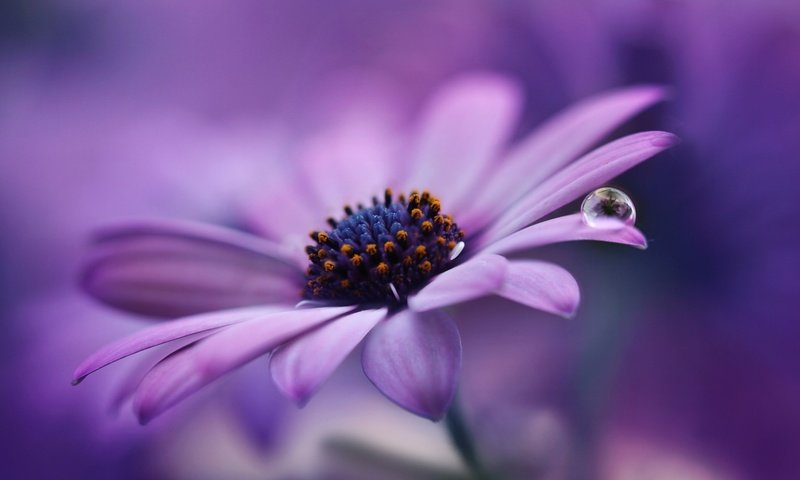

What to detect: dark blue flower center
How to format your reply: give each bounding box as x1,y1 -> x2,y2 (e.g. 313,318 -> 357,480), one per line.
304,189 -> 464,306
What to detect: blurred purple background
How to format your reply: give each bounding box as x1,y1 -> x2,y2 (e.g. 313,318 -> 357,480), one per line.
2,1 -> 799,479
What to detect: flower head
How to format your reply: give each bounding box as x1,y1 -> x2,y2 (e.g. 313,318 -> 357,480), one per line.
74,74 -> 676,422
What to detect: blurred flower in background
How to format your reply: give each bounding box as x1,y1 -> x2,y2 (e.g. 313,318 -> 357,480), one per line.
1,0 -> 799,479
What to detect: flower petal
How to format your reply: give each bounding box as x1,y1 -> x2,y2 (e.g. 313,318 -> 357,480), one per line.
482,131 -> 678,244
72,305 -> 279,384
400,74 -> 522,210
82,218 -> 303,317
362,309 -> 461,421
270,308 -> 387,405
496,261 -> 580,318
483,213 -> 647,255
464,86 -> 667,226
132,342 -> 203,424
132,306 -> 352,423
408,254 -> 509,312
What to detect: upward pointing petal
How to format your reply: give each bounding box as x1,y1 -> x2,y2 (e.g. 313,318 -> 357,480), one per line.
400,74 -> 522,210
362,309 -> 461,421
482,131 -> 678,244
462,85 -> 668,227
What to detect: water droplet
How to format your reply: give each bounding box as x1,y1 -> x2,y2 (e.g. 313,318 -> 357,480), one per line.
581,187 -> 636,229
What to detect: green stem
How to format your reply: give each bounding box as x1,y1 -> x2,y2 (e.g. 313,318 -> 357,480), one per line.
445,396 -> 491,480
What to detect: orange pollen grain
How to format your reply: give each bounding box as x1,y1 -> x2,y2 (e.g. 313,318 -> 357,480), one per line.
351,255 -> 363,267
324,260 -> 336,272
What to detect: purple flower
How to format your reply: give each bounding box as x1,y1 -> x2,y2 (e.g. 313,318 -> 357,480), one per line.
73,74 -> 676,423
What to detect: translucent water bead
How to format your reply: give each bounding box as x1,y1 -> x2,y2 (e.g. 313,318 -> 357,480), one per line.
581,187 -> 636,229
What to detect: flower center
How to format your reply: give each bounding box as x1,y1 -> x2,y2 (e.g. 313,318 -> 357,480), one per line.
303,189 -> 465,305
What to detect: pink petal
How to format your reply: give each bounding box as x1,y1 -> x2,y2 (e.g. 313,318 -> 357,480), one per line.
362,309 -> 461,421
83,218 -> 303,317
482,213 -> 647,255
463,86 -> 668,226
482,131 -> 678,244
270,308 -> 387,405
72,305 -> 279,384
496,261 -> 581,318
400,74 -> 522,211
132,306 -> 352,423
407,254 -> 509,312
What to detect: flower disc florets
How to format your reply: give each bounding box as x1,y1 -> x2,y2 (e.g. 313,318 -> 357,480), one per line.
304,189 -> 464,305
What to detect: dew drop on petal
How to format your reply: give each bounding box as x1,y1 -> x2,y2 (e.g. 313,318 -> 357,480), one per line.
581,187 -> 636,229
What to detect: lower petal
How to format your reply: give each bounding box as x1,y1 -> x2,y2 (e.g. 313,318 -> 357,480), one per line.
496,261 -> 581,318
408,254 -> 508,312
362,309 -> 461,421
73,305 -> 281,384
132,306 -> 353,423
270,308 -> 387,406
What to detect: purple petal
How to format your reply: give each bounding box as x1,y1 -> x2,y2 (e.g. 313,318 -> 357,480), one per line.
73,305 -> 280,384
270,308 -> 387,405
132,306 -> 352,423
298,119 -> 399,217
496,261 -> 580,318
132,342 -> 203,424
400,74 -> 522,210
482,213 -> 647,255
408,254 -> 509,312
82,218 -> 303,317
463,86 -> 667,226
362,309 -> 461,421
243,167 -> 326,244
482,131 -> 678,244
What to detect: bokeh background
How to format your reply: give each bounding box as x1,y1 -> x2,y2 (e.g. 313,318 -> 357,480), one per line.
1,1 -> 799,479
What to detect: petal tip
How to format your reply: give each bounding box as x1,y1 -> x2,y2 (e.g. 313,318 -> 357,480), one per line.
630,228 -> 649,250
561,307 -> 579,320
650,131 -> 680,148
279,385 -> 313,409
635,83 -> 674,102
134,406 -> 153,425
